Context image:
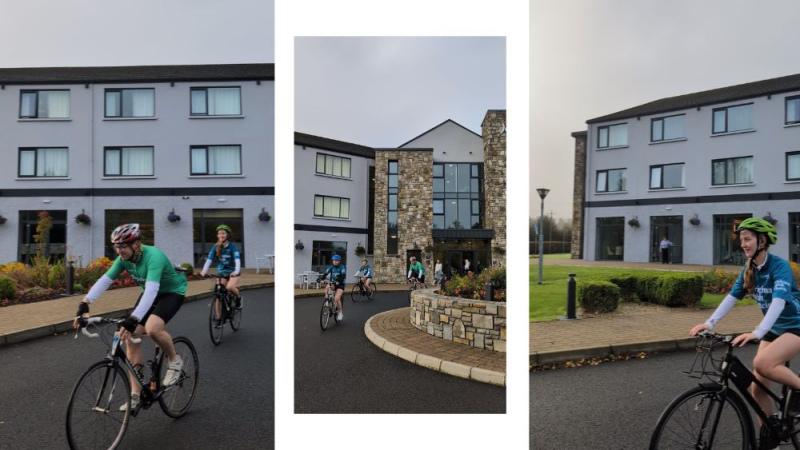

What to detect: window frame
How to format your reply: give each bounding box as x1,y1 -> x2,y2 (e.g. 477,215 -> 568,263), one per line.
315,153 -> 352,179
313,195 -> 351,220
649,162 -> 685,190
189,145 -> 243,176
786,95 -> 800,125
711,156 -> 754,186
712,102 -> 754,134
103,146 -> 155,177
650,114 -> 686,142
787,151 -> 800,181
190,86 -> 242,116
597,122 -> 628,149
19,89 -> 70,119
103,88 -> 155,118
596,168 -> 627,193
18,147 -> 69,178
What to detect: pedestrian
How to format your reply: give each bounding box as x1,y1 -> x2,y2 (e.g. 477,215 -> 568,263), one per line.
660,237 -> 672,264
434,259 -> 443,285
463,258 -> 470,275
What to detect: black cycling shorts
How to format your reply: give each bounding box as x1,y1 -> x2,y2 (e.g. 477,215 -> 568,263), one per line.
418,275 -> 426,283
762,329 -> 800,342
134,292 -> 185,325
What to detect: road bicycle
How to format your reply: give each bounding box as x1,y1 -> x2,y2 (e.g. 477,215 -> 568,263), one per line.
67,316 -> 199,450
206,274 -> 243,345
407,276 -> 421,301
319,281 -> 342,331
649,330 -> 800,449
351,275 -> 377,302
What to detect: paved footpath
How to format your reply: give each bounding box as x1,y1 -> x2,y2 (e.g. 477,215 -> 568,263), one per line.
0,269 -> 273,346
297,284 -> 506,386
530,258 -> 756,366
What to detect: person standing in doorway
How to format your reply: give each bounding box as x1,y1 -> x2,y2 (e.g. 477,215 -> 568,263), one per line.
660,237 -> 673,264
463,258 -> 471,275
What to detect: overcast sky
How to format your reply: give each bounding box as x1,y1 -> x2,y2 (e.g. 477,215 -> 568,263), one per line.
530,0 -> 800,220
295,37 -> 505,147
0,0 -> 274,67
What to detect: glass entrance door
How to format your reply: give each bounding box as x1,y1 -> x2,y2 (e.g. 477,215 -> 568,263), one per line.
650,216 -> 683,264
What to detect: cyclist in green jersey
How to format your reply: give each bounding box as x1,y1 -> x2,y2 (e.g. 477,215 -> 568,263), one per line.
407,256 -> 428,289
73,223 -> 188,410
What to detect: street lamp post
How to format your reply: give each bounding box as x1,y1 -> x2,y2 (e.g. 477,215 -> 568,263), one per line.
536,188 -> 549,284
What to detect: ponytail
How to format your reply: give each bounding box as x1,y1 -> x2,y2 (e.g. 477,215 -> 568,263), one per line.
744,259 -> 755,295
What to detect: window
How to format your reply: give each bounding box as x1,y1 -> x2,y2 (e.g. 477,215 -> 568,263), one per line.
104,146 -> 154,176
105,210 -> 154,260
315,153 -> 351,178
19,147 -> 68,177
712,103 -> 753,134
387,160 -> 399,254
650,163 -> 685,189
105,88 -> 155,118
787,96 -> 800,125
432,163 -> 482,229
596,168 -> 626,192
712,156 -> 753,185
190,145 -> 242,175
190,87 -> 241,116
18,210 -> 67,264
192,209 -> 244,267
311,241 -> 347,273
314,195 -> 350,219
651,115 -> 685,142
787,152 -> 800,181
597,123 -> 627,148
19,90 -> 70,118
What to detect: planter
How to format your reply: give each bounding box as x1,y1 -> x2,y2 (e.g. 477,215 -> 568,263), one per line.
295,240 -> 305,250
168,209 -> 181,223
689,214 -> 701,226
0,216 -> 6,225
627,217 -> 640,228
763,213 -> 778,226
75,210 -> 91,225
258,208 -> 271,222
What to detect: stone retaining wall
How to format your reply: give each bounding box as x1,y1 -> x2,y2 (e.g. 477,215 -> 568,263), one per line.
409,289 -> 506,352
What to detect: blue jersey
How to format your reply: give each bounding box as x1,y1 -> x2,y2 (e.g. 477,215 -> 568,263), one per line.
323,264 -> 347,286
359,264 -> 372,278
730,254 -> 800,336
206,242 -> 241,275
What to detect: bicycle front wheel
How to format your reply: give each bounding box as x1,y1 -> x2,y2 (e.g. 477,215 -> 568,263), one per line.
351,284 -> 361,303
320,298 -> 332,331
66,360 -> 131,450
208,297 -> 224,345
649,385 -> 752,449
158,337 -> 199,418
229,297 -> 242,331
367,282 -> 377,300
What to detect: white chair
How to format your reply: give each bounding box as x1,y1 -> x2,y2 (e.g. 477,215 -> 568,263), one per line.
306,271 -> 321,289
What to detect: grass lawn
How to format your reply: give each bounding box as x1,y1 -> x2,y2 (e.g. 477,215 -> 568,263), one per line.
530,265 -> 754,322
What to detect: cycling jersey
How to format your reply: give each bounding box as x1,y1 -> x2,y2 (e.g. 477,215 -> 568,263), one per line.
323,264 -> 347,286
203,242 -> 241,275
359,264 -> 373,278
407,261 -> 425,279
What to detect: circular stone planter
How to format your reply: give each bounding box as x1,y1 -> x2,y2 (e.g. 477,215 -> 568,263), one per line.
409,289 -> 506,353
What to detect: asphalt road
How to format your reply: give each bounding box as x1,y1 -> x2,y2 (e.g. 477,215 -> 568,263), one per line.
294,290 -> 506,413
0,287 -> 274,450
530,345 -> 772,450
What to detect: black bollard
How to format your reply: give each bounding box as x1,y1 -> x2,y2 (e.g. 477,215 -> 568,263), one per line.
485,279 -> 494,302
567,273 -> 576,319
67,260 -> 75,295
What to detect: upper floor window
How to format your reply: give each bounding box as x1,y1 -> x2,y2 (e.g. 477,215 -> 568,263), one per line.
651,115 -> 685,142
712,156 -> 753,185
597,123 -> 627,148
105,88 -> 155,118
20,90 -> 70,119
19,147 -> 68,177
786,96 -> 800,125
104,146 -> 154,176
432,163 -> 482,229
314,195 -> 350,219
190,145 -> 241,175
316,153 -> 351,178
650,163 -> 685,189
596,168 -> 626,192
712,103 -> 753,134
190,87 -> 241,116
787,152 -> 800,181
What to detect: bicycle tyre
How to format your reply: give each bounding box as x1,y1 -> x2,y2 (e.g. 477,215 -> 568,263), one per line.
649,385 -> 752,449
158,337 -> 199,418
229,295 -> 242,331
66,360 -> 131,450
209,297 -> 224,345
367,282 -> 377,301
351,284 -> 361,303
320,298 -> 332,331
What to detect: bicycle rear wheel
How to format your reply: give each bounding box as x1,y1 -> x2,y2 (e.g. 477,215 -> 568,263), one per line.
66,360 -> 131,450
158,337 -> 199,418
649,385 -> 751,449
320,298 -> 332,331
208,297 -> 224,345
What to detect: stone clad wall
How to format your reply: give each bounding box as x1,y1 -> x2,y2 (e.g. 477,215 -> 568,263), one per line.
482,110 -> 506,265
570,131 -> 587,259
409,289 -> 506,352
373,150 -> 434,283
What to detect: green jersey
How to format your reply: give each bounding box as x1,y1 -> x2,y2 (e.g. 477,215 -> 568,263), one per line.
407,261 -> 425,278
106,245 -> 187,295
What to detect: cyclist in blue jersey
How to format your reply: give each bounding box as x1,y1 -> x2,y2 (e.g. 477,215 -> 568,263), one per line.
357,257 -> 374,295
319,255 -> 346,322
691,218 -> 800,419
200,224 -> 243,309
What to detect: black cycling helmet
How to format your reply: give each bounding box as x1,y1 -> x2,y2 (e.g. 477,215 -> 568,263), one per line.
736,218 -> 777,245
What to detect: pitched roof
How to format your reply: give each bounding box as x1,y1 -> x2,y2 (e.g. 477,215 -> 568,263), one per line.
588,72 -> 800,124
0,64 -> 274,85
294,132 -> 375,158
398,119 -> 482,147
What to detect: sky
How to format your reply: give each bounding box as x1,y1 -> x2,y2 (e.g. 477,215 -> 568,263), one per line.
294,37 -> 505,147
530,0 -> 800,220
0,0 -> 275,67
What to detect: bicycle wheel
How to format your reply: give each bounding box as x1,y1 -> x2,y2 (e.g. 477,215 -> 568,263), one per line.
351,284 -> 361,303
649,385 -> 752,449
229,295 -> 242,331
367,282 -> 377,300
208,297 -> 224,345
320,298 -> 332,331
66,360 -> 131,450
158,337 -> 199,418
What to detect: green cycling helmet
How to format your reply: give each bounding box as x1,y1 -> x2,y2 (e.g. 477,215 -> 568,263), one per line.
736,218 -> 777,245
216,224 -> 232,234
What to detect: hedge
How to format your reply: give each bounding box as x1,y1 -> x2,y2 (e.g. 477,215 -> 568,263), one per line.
577,279 -> 620,313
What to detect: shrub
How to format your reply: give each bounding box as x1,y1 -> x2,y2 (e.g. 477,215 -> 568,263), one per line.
47,260 -> 66,290
578,280 -> 620,313
180,263 -> 194,276
703,267 -> 739,294
0,277 -> 17,300
482,265 -> 506,290
0,262 -> 34,288
642,273 -> 703,307
607,275 -> 638,302
76,257 -> 114,288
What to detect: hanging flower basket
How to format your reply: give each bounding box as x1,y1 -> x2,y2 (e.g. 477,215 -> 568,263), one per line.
295,240 -> 305,250
354,242 -> 366,256
168,209 -> 181,223
0,215 -> 6,225
763,212 -> 778,226
689,214 -> 701,226
627,217 -> 640,228
258,208 -> 271,222
75,210 -> 91,225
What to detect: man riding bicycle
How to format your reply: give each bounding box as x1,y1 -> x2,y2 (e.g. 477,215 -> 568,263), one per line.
356,257 -> 374,295
407,256 -> 428,288
319,255 -> 346,322
72,223 -> 188,411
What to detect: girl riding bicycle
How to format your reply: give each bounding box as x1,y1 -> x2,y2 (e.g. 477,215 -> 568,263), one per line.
319,254 -> 346,322
690,218 -> 800,420
200,224 -> 242,309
